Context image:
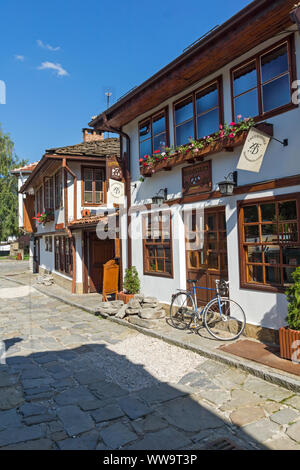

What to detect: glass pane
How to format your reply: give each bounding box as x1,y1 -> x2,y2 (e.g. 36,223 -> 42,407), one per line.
156,247 -> 164,258
189,251 -> 199,268
196,108 -> 219,139
261,44 -> 288,83
175,98 -> 193,125
284,267 -> 296,285
245,225 -> 259,242
140,139 -> 152,159
262,74 -> 290,113
208,232 -> 217,240
95,180 -> 103,191
165,248 -> 171,260
207,253 -> 218,269
261,203 -> 276,222
95,170 -> 103,181
84,169 -> 93,180
234,89 -> 259,120
153,133 -> 167,153
208,242 -> 217,250
266,266 -> 281,284
278,222 -> 298,243
165,261 -> 172,274
95,192 -> 102,203
157,259 -> 164,272
139,121 -> 151,141
234,61 -> 257,96
247,264 -> 263,283
283,247 -> 300,266
84,181 -> 92,192
196,84 -> 218,114
148,246 -> 155,258
152,115 -> 166,136
220,254 -> 228,271
207,215 -> 215,230
247,246 -> 262,263
264,245 -> 280,264
278,201 -> 297,220
261,224 -> 278,242
175,120 -> 194,146
84,192 -> 93,203
244,205 -> 258,223
149,259 -> 156,271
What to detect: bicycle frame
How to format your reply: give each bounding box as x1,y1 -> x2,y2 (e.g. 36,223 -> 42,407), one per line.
189,284 -> 222,319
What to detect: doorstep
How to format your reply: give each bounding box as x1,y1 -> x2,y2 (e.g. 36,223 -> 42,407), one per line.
1,272 -> 300,393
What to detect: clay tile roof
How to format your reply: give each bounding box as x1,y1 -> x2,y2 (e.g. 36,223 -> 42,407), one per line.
45,138 -> 120,157
68,211 -> 118,228
11,161 -> 39,173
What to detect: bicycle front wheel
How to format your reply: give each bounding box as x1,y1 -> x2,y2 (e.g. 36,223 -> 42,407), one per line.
170,292 -> 195,330
204,298 -> 246,341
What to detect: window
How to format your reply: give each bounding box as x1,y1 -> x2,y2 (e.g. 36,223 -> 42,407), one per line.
143,211 -> 173,277
54,236 -> 73,277
174,78 -> 223,146
48,236 -> 52,253
82,167 -> 105,205
36,187 -> 43,214
44,176 -> 54,210
55,170 -> 62,209
232,36 -> 296,121
45,236 -> 49,252
239,194 -> 300,291
139,108 -> 169,161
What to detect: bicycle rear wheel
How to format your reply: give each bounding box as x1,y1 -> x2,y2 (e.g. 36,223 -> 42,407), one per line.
204,297 -> 246,341
170,292 -> 195,330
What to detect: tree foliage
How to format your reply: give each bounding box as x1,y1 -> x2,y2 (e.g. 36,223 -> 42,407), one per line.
285,267 -> 300,331
0,126 -> 28,241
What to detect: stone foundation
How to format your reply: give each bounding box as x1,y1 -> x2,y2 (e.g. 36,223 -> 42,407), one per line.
38,267 -> 72,291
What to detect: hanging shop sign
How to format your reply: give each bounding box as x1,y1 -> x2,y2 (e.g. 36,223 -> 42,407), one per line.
109,179 -> 125,205
237,127 -> 271,173
106,157 -> 123,181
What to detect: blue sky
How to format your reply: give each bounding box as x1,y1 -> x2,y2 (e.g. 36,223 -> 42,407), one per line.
0,0 -> 252,163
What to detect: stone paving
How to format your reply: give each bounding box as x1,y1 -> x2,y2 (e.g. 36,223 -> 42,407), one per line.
0,267 -> 300,449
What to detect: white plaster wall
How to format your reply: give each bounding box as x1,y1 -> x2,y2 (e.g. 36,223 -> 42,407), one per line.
39,235 -> 55,272
121,31 -> 300,330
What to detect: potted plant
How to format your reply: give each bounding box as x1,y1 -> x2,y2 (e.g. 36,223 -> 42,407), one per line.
117,266 -> 140,304
33,210 -> 54,226
279,267 -> 300,362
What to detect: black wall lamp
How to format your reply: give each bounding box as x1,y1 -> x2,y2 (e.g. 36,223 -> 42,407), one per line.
218,171 -> 238,196
152,188 -> 168,205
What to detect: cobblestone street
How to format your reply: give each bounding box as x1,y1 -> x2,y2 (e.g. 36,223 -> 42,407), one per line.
0,263 -> 300,450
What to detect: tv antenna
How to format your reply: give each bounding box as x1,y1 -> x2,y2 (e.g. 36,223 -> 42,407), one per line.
105,91 -> 112,109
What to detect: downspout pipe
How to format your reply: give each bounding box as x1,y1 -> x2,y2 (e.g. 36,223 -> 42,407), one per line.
93,118 -> 132,269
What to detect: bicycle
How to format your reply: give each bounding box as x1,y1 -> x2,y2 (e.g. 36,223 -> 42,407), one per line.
169,279 -> 246,341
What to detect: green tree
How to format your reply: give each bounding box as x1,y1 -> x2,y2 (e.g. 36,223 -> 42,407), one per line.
123,266 -> 140,294
285,267 -> 300,331
0,126 -> 28,241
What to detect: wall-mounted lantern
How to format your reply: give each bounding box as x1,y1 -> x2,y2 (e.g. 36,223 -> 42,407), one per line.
152,188 -> 168,205
218,171 -> 238,196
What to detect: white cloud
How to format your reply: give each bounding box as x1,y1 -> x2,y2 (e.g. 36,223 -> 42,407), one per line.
37,61 -> 69,77
37,39 -> 61,51
15,55 -> 25,61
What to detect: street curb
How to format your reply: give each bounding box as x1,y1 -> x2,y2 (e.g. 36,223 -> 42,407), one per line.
2,274 -> 300,393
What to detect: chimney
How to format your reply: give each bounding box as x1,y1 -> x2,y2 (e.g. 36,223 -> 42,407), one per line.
82,128 -> 104,143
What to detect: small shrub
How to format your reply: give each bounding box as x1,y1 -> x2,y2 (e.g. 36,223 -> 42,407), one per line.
285,267 -> 300,331
123,266 -> 140,294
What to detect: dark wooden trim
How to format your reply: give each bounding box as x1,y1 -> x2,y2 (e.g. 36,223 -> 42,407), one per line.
82,231 -> 89,294
231,33 -> 298,122
173,75 -> 224,146
142,210 -> 174,279
237,191 -> 300,293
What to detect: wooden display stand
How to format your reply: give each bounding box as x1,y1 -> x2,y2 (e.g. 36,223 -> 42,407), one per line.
102,259 -> 119,302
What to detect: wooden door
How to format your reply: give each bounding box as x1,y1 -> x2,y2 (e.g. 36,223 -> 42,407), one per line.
88,233 -> 115,293
185,207 -> 228,306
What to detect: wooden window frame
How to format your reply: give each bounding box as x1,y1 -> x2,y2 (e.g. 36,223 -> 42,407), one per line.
36,186 -> 43,214
230,34 -> 298,123
55,170 -> 63,210
138,106 -> 170,160
48,236 -> 53,253
44,176 -> 54,211
238,192 -> 300,293
54,235 -> 73,278
45,236 -> 49,252
173,76 -> 224,147
142,211 -> 173,278
81,165 -> 106,206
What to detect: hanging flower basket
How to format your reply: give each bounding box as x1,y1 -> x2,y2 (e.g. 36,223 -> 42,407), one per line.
33,210 -> 54,226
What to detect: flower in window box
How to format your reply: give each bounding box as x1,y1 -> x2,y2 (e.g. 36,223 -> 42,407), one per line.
139,158 -> 143,163
229,133 -> 235,139
153,150 -> 160,154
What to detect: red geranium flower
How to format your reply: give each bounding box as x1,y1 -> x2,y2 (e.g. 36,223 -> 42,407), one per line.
229,133 -> 235,138
139,158 -> 143,163
153,150 -> 160,154
143,162 -> 147,167
230,122 -> 236,127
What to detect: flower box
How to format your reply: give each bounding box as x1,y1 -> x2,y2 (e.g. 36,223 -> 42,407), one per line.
116,291 -> 134,304
279,327 -> 300,362
140,122 -> 273,177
